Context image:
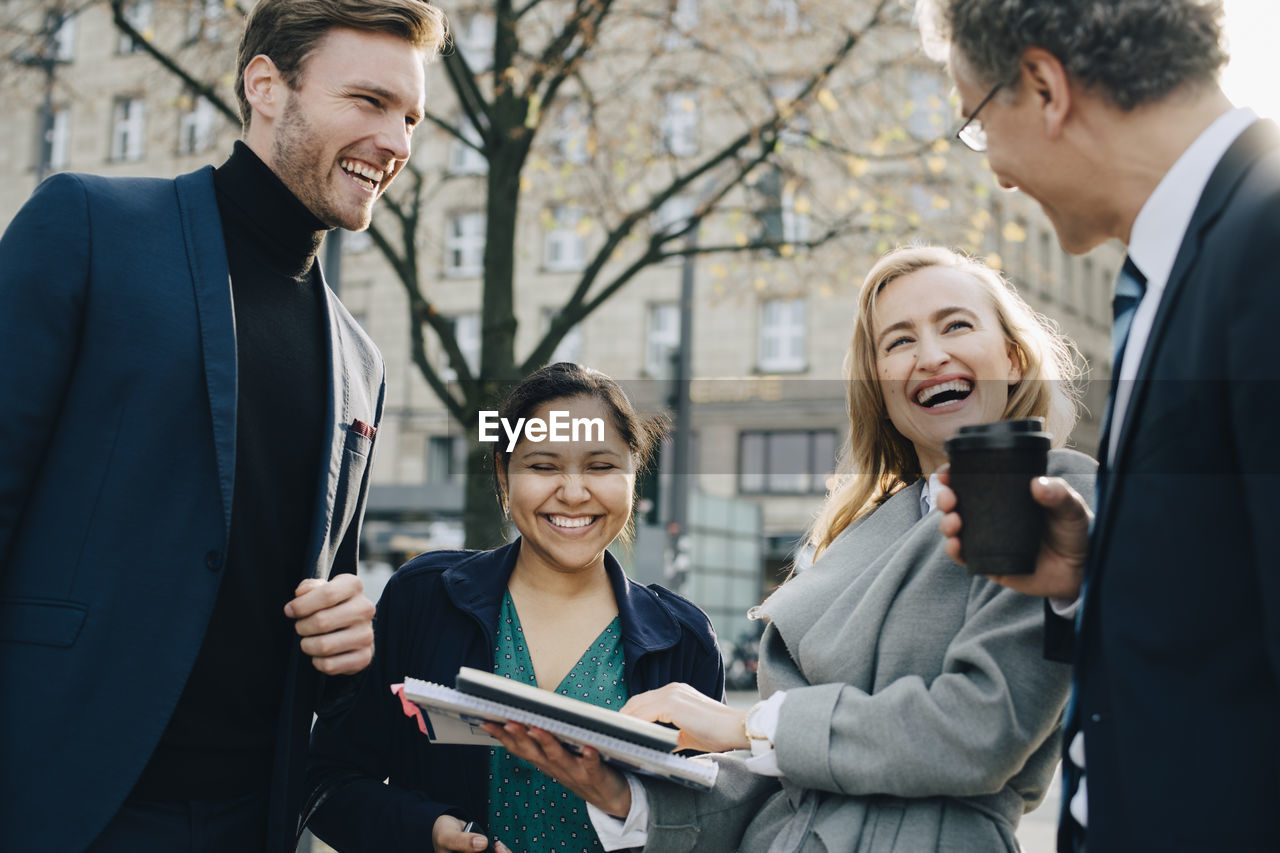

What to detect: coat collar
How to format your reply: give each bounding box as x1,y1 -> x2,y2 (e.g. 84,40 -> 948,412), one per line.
441,540 -> 685,671
174,165 -> 235,540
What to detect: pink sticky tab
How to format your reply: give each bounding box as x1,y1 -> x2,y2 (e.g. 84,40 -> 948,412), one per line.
391,683 -> 430,736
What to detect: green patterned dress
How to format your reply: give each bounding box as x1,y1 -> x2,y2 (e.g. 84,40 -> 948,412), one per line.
487,590 -> 627,852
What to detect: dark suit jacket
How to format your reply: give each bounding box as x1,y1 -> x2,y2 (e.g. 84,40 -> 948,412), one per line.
0,167 -> 385,852
1061,119 -> 1280,852
304,541 -> 726,853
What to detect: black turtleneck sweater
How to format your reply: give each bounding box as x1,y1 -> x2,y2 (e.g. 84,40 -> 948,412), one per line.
133,142 -> 329,801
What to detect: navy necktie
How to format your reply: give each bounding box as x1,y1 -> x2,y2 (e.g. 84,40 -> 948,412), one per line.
1097,257 -> 1148,455
1110,257 -> 1148,377
1060,256 -> 1147,851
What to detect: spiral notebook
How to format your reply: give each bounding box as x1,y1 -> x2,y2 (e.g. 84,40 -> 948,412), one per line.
395,667 -> 718,791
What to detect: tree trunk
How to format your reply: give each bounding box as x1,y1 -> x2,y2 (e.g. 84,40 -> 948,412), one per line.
463,437 -> 506,549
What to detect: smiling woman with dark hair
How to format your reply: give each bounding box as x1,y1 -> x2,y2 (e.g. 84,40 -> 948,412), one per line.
303,363 -> 724,853
488,248 -> 1097,853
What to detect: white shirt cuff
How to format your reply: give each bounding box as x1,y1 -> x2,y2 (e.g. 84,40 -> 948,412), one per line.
743,690 -> 787,777
1067,731 -> 1088,826
1049,595 -> 1081,618
587,772 -> 649,851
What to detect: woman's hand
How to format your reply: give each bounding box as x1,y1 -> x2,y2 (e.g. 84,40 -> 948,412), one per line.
431,815 -> 510,853
621,683 -> 749,753
480,722 -> 632,818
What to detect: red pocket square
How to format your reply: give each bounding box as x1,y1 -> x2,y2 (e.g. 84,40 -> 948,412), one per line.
350,419 -> 376,439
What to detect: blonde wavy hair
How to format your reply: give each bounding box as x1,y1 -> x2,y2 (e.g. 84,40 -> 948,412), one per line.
807,246 -> 1082,559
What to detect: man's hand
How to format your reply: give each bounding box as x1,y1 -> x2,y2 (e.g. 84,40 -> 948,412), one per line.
284,575 -> 375,675
481,723 -> 633,818
431,815 -> 510,853
935,466 -> 1093,600
620,683 -> 749,753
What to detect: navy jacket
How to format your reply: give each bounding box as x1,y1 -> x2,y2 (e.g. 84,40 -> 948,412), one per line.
0,169 -> 384,852
1058,119 -> 1280,851
305,541 -> 724,852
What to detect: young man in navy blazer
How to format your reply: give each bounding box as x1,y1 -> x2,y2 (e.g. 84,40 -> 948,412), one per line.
920,1 -> 1280,851
0,0 -> 445,849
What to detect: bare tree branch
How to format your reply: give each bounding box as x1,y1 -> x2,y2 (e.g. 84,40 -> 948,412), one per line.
109,0 -> 239,125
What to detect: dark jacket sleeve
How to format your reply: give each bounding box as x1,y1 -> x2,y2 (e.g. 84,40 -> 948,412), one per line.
0,174 -> 90,565
304,569 -> 471,852
651,586 -> 727,702
1043,600 -> 1075,663
1040,449 -> 1096,662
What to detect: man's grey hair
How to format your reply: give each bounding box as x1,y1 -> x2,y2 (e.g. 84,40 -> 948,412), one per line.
916,0 -> 1228,111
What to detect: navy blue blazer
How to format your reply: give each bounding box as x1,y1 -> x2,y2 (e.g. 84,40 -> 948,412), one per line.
0,168 -> 385,852
1059,120 -> 1280,852
305,541 -> 725,852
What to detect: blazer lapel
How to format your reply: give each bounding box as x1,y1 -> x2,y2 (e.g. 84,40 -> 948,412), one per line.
305,263 -> 347,578
174,167 -> 236,540
1093,120 -> 1280,560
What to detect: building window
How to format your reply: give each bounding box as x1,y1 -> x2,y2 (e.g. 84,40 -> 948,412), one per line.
758,297 -> 806,373
36,107 -> 70,172
110,97 -> 146,162
116,0 -> 153,54
1011,216 -> 1029,284
663,0 -> 699,49
765,0 -> 807,35
1061,256 -> 1078,315
448,116 -> 487,175
544,205 -> 586,272
654,195 -> 696,243
427,435 -> 467,484
551,101 -> 590,165
1082,257 -> 1096,323
781,186 -> 810,247
49,10 -> 76,61
739,430 -> 836,494
178,95 -> 216,155
645,302 -> 680,378
342,228 -> 374,253
769,80 -> 810,147
455,13 -> 495,71
754,167 -> 809,252
445,212 -> 486,277
441,312 -> 481,380
1038,230 -> 1055,299
905,69 -> 948,141
660,92 -> 698,158
186,0 -> 224,42
541,308 -> 583,364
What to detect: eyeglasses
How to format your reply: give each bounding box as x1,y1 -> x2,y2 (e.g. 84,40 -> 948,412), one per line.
955,82 -> 1002,152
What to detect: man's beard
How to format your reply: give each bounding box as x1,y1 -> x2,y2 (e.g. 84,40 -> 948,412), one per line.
271,93 -> 371,231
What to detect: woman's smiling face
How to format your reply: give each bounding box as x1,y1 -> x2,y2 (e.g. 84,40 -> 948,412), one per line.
872,265 -> 1022,474
500,394 -> 636,575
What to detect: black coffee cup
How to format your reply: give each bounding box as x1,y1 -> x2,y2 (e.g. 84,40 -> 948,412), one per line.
943,418 -> 1051,575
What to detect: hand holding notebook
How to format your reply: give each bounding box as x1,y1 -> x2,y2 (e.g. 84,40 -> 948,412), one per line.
394,667 -> 718,791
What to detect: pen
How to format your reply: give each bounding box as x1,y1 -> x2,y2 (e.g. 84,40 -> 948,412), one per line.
462,821 -> 489,850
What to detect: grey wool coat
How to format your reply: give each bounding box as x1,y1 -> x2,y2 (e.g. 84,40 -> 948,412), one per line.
641,449 -> 1097,853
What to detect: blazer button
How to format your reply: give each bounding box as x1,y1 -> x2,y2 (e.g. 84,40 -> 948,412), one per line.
205,550 -> 223,572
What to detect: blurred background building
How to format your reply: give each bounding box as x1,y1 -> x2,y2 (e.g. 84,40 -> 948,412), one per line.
0,0 -> 1121,646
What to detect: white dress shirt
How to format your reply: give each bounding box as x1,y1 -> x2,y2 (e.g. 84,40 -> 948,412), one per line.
1071,106 -> 1258,829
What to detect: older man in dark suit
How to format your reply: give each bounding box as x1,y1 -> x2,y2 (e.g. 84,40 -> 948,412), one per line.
919,1 -> 1280,851
0,1 -> 445,850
